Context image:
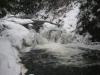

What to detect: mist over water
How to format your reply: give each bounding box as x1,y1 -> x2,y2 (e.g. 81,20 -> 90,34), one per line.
32,4 -> 90,45
21,4 -> 100,75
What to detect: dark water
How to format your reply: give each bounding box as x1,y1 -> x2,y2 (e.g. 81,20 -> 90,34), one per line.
21,48 -> 100,75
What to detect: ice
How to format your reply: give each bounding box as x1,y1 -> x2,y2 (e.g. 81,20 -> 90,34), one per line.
0,3 -> 100,75
0,19 -> 34,51
0,38 -> 21,75
0,17 -> 35,75
5,17 -> 33,25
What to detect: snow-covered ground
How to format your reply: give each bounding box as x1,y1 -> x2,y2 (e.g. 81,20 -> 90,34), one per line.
0,17 -> 34,75
0,38 -> 21,75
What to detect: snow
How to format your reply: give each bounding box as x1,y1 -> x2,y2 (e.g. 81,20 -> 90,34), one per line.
0,19 -> 33,51
0,38 -> 21,75
36,3 -> 80,34
63,3 -> 80,32
0,3 -> 100,75
0,17 -> 35,75
6,17 -> 33,25
43,22 -> 57,29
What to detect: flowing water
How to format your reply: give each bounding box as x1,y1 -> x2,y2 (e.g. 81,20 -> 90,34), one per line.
1,3 -> 99,75
21,26 -> 100,75
21,5 -> 100,74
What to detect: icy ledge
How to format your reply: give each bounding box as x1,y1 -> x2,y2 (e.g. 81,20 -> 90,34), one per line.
0,18 -> 34,75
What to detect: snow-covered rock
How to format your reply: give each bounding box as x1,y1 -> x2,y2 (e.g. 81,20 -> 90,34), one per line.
5,17 -> 33,25
0,38 -> 21,75
0,19 -> 34,52
0,17 -> 35,75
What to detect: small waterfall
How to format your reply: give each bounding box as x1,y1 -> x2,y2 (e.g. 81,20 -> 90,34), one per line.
32,32 -> 49,45
0,2 -> 100,75
40,26 -> 75,44
22,27 -> 100,75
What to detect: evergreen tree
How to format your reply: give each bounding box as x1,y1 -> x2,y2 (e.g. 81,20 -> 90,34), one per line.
0,0 -> 74,17
77,0 -> 100,41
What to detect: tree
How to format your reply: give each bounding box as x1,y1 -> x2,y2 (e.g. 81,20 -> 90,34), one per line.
77,0 -> 100,41
0,0 -> 19,17
0,0 -> 75,17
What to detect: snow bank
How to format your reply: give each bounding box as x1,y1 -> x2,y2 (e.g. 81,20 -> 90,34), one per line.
5,17 -> 33,25
0,38 -> 21,75
0,17 -> 35,75
0,19 -> 34,52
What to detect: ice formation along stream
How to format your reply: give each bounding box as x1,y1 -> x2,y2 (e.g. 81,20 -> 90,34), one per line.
0,4 -> 100,75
